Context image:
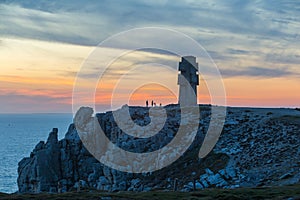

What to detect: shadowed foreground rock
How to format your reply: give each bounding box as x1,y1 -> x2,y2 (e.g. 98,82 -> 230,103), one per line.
17,105 -> 300,193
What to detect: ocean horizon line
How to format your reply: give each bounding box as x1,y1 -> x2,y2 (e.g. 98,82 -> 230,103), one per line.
0,104 -> 299,115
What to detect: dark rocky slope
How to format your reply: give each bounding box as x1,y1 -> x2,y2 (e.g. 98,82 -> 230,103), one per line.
17,105 -> 300,193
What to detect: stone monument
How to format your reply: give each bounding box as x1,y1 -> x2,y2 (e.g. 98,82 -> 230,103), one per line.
177,56 -> 199,106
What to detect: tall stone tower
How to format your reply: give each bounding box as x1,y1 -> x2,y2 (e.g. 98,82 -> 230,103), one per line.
177,56 -> 199,106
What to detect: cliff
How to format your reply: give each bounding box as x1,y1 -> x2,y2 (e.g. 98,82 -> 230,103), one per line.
17,105 -> 300,193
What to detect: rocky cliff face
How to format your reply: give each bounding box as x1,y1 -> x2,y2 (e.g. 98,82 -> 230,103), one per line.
17,105 -> 300,193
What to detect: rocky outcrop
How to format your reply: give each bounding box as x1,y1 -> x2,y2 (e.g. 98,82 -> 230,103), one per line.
18,128 -> 61,193
17,105 -> 300,193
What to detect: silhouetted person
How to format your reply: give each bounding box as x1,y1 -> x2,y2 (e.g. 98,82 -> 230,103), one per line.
160,103 -> 162,107
154,102 -> 156,106
146,100 -> 149,107
151,100 -> 154,107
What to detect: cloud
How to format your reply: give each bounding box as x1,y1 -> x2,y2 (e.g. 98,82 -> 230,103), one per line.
1,1 -> 299,72
226,48 -> 256,55
0,94 -> 71,113
0,3 -> 108,45
1,0 -> 300,46
1,0 -> 300,112
220,66 -> 300,78
265,52 -> 300,65
0,91 -> 71,113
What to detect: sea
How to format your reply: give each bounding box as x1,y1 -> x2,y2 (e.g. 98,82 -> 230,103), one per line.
0,113 -> 73,194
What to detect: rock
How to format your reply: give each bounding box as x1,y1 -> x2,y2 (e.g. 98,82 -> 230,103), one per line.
128,178 -> 143,192
88,172 -> 97,183
226,120 -> 239,125
80,180 -> 88,188
103,167 -> 113,183
58,179 -> 68,193
195,181 -> 203,189
33,141 -> 45,152
266,159 -> 272,164
130,178 -> 141,188
206,173 -> 228,187
65,124 -> 80,141
279,172 -> 293,180
187,181 -> 194,188
225,166 -> 237,179
46,128 -> 58,144
218,169 -> 226,177
74,107 -> 94,130
205,168 -> 214,175
17,106 -> 300,193
98,176 -> 109,185
182,184 -> 193,192
18,128 -> 61,193
49,186 -> 57,193
118,181 -> 127,191
199,174 -> 209,188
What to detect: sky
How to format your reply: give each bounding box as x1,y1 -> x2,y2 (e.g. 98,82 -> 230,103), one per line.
0,0 -> 300,113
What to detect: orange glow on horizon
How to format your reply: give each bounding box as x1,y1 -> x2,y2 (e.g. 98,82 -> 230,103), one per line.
223,77 -> 300,107
129,84 -> 177,106
1,37 -> 299,113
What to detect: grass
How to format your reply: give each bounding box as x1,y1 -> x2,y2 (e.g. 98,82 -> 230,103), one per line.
1,184 -> 300,200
